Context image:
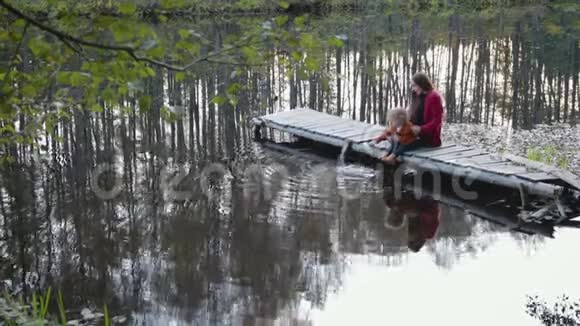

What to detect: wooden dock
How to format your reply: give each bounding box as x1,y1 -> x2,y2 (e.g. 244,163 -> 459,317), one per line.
251,109 -> 580,208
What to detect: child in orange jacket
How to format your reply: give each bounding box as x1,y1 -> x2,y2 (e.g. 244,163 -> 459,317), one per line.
372,108 -> 418,164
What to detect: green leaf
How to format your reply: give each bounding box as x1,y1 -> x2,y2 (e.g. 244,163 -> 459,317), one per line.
28,37 -> 51,57
279,1 -> 290,9
226,83 -> 242,96
297,67 -> 308,80
544,21 -> 563,36
57,71 -> 90,87
14,19 -> 26,28
228,96 -> 238,107
22,84 -> 37,97
161,0 -> 185,8
300,33 -> 316,49
211,95 -> 226,105
104,305 -> 110,326
56,72 -> 71,84
119,84 -> 128,95
291,51 -> 302,61
161,106 -> 177,122
275,15 -> 289,27
70,72 -> 90,87
146,46 -> 165,58
0,30 -> 8,42
111,22 -> 132,42
305,55 -> 320,71
57,291 -> 66,325
90,103 -> 103,113
40,288 -> 52,319
145,67 -> 156,77
139,95 -> 152,112
241,46 -> 257,60
102,87 -> 115,102
0,124 -> 15,134
176,72 -> 186,81
95,16 -> 116,28
118,2 -> 137,15
0,102 -> 14,116
294,15 -> 307,28
321,75 -> 330,92
176,40 -> 200,55
328,36 -> 344,48
178,29 -> 190,39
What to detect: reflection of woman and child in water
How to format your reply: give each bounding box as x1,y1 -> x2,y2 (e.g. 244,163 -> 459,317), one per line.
383,190 -> 441,253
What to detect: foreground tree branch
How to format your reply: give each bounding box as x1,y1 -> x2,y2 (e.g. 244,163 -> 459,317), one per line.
0,0 -> 254,71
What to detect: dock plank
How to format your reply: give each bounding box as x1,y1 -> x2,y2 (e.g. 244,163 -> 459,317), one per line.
453,155 -> 504,165
284,116 -> 340,128
433,149 -> 486,161
326,127 -> 364,137
479,160 -> 511,165
418,146 -> 473,158
349,134 -> 383,143
292,114 -> 343,125
483,162 -> 525,169
315,121 -> 359,132
335,129 -> 368,138
261,110 -> 313,122
409,144 -> 458,154
264,116 -> 313,127
326,125 -> 365,133
520,172 -> 561,182
260,109 -> 297,118
265,110 -> 327,124
478,163 -> 529,175
346,127 -> 385,141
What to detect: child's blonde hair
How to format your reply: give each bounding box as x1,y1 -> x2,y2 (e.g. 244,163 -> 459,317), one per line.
387,107 -> 408,123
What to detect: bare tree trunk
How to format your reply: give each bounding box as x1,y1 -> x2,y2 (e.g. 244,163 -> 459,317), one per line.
490,42 -> 499,126
290,71 -> 297,109
563,69 -> 569,123
555,72 -> 562,123
500,38 -> 510,126
378,55 -> 384,124
511,25 -> 521,130
571,39 -> 578,127
446,20 -> 460,122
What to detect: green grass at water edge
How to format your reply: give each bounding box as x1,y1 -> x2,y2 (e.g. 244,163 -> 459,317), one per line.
526,145 -> 570,169
1,288 -> 112,326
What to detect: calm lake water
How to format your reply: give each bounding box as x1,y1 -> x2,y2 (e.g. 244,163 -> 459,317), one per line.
1,4 -> 579,326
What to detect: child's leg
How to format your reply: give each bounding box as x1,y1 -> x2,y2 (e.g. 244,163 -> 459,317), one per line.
382,141 -> 399,163
393,139 -> 426,157
388,140 -> 399,155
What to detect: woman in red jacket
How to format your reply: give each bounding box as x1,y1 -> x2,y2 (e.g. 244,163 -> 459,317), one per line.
408,72 -> 443,148
373,72 -> 443,164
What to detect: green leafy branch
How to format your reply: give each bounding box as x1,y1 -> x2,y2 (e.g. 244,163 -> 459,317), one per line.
0,0 -> 257,71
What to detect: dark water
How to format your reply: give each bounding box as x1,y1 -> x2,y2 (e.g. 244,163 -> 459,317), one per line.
1,5 -> 580,326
